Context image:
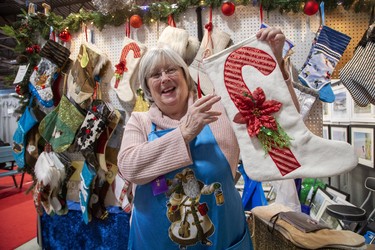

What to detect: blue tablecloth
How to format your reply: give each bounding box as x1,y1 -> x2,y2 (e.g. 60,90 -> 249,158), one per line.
40,201 -> 130,249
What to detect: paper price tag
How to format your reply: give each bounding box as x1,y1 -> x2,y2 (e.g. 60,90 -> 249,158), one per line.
13,64 -> 29,84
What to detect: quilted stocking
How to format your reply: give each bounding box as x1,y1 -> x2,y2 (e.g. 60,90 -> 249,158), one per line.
203,35 -> 358,181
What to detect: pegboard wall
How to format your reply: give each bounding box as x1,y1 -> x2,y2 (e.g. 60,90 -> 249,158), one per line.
67,5 -> 371,112
69,5 -> 371,73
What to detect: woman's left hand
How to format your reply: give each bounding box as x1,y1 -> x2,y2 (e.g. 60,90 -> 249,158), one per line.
256,27 -> 286,65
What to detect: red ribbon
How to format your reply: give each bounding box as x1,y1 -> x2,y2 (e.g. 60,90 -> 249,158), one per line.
168,15 -> 176,27
205,6 -> 214,50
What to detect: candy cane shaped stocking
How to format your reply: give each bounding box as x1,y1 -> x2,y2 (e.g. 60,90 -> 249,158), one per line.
111,37 -> 147,104
203,35 -> 358,181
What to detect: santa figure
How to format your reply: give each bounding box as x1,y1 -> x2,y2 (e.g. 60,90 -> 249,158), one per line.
166,168 -> 223,250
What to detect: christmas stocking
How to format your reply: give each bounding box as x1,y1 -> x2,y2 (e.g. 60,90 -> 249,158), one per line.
189,28 -> 232,95
111,37 -> 147,104
298,26 -> 351,103
68,43 -> 113,109
114,174 -> 133,213
340,23 -> 375,106
158,26 -> 200,66
91,169 -> 110,220
29,40 -> 71,108
203,35 -> 358,181
79,161 -> 97,224
96,109 -> 121,173
12,100 -> 38,169
77,99 -> 114,151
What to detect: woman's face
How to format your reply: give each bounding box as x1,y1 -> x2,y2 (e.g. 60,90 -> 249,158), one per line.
147,63 -> 189,118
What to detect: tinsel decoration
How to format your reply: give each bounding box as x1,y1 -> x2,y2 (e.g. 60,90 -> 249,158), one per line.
92,0 -> 135,15
133,89 -> 149,112
0,0 -> 370,114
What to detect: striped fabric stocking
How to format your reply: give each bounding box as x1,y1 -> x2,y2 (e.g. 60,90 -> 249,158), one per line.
203,35 -> 358,181
298,26 -> 351,103
341,23 -> 375,106
110,37 -> 147,105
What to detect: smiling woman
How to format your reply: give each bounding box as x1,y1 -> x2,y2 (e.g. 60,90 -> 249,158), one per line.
117,45 -> 253,249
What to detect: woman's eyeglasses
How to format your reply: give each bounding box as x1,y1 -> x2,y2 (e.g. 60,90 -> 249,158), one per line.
148,66 -> 179,81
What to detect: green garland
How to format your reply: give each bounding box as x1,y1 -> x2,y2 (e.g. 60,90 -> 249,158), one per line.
0,0 -> 372,114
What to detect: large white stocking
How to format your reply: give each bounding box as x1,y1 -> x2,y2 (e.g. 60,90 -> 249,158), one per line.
203,35 -> 358,181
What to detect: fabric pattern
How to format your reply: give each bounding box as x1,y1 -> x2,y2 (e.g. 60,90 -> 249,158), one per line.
340,23 -> 375,106
12,105 -> 39,168
38,95 -> 85,153
29,58 -> 57,107
299,26 -> 351,103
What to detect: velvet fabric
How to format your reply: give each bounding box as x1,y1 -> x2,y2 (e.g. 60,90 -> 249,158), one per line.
40,201 -> 130,249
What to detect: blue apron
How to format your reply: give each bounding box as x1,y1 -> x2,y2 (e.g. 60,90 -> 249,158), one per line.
128,123 -> 253,250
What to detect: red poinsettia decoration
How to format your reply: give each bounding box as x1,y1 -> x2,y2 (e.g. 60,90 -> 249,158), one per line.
114,61 -> 128,88
115,61 -> 127,76
233,87 -> 282,137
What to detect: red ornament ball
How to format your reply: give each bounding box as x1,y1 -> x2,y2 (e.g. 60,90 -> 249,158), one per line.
221,2 -> 235,16
25,46 -> 34,54
130,15 -> 143,29
59,29 -> 72,42
304,0 -> 319,16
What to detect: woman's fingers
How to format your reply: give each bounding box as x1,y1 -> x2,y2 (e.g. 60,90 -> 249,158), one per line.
180,95 -> 222,142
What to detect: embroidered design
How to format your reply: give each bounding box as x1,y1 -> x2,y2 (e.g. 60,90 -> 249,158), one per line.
165,168 -> 223,249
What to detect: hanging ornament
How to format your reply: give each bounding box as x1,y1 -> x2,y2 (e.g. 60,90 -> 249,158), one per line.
221,2 -> 236,16
130,15 -> 143,29
15,84 -> 22,95
32,44 -> 41,53
303,0 -> 319,15
59,29 -> 72,42
25,46 -> 34,54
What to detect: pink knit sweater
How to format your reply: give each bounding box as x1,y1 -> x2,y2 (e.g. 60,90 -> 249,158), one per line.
117,93 -> 240,185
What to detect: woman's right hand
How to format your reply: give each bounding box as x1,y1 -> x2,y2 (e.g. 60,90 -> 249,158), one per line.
180,94 -> 222,143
